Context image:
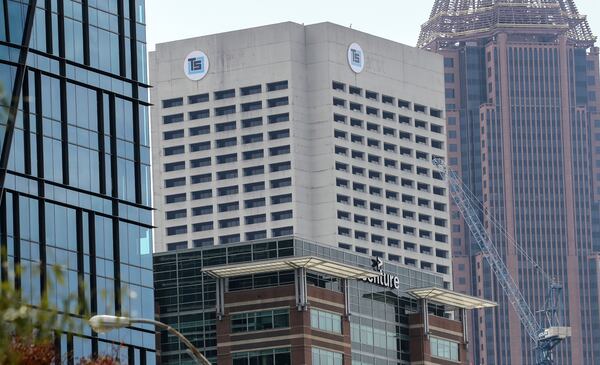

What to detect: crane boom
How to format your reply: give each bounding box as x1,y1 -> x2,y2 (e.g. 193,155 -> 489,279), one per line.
433,159 -> 569,364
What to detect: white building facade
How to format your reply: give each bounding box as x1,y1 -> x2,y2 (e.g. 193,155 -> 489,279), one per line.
150,22 -> 452,286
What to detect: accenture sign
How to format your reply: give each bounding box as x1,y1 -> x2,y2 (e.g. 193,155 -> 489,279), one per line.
362,257 -> 400,289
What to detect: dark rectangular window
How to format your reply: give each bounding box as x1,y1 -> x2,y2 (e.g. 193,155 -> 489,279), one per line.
246,231 -> 267,241
269,129 -> 289,140
166,209 -> 187,220
218,202 -> 239,212
166,193 -> 186,204
164,129 -> 184,140
267,97 -> 289,108
167,241 -> 187,251
245,198 -> 265,208
193,221 -> 214,232
243,165 -> 264,176
365,90 -> 378,100
164,145 -> 185,156
191,157 -> 211,168
214,89 -> 235,100
271,177 -> 291,188
215,105 -> 236,116
270,161 -> 291,172
216,121 -> 237,132
189,93 -> 209,104
217,153 -> 237,164
165,177 -> 186,188
162,97 -> 183,108
191,189 -> 212,200
242,117 -> 263,128
268,113 -> 289,124
218,185 -> 239,196
444,57 -> 454,68
271,194 -> 292,205
191,173 -> 212,184
272,226 -> 293,237
244,214 -> 267,224
382,95 -> 394,104
163,113 -> 184,124
349,86 -> 362,96
241,84 -> 262,96
190,141 -> 211,152
192,205 -> 213,216
269,145 -> 290,156
216,137 -> 237,148
243,149 -> 264,160
332,81 -> 345,91
244,182 -> 265,192
165,161 -> 185,172
241,101 -> 262,112
272,210 -> 292,221
267,80 -> 288,91
189,109 -> 210,120
189,125 -> 210,136
219,218 -> 240,228
166,225 -> 187,236
217,169 -> 238,180
243,133 -> 263,144
193,238 -> 214,247
220,234 -> 240,244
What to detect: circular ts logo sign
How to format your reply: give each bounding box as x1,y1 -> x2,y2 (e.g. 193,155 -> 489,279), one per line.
347,43 -> 364,73
184,50 -> 209,81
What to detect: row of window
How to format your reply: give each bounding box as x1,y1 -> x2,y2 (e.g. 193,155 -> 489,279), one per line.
162,80 -> 288,108
337,223 -> 446,245
165,145 -> 290,164
334,126 -> 444,150
164,177 -> 291,204
336,173 -> 445,197
165,194 -> 292,220
162,97 -> 289,124
332,80 -> 442,118
166,226 -> 293,250
163,127 -> 290,141
165,157 -> 291,173
165,210 -> 293,236
337,209 -> 447,234
334,112 -> 444,136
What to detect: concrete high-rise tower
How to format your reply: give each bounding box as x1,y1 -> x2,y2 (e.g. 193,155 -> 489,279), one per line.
419,0 -> 600,364
150,22 -> 453,287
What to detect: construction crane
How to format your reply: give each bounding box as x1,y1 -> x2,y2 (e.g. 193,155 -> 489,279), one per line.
432,158 -> 571,365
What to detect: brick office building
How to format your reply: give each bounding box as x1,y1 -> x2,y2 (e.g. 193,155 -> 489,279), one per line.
154,237 -> 494,364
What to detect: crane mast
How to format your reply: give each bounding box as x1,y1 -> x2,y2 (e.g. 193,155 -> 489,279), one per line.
432,159 -> 570,365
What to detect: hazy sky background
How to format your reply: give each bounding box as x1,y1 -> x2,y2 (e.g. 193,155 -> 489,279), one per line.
146,0 -> 600,51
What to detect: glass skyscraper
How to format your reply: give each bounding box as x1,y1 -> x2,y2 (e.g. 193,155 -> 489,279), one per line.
0,0 -> 154,362
420,0 -> 600,364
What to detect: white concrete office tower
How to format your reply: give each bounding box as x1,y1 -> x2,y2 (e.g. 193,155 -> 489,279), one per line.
150,22 -> 452,286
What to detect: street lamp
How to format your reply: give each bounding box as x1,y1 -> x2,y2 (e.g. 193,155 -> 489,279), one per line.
88,315 -> 211,365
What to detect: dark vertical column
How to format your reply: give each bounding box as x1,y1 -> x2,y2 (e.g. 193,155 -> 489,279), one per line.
0,0 -> 38,203
12,192 -> 20,290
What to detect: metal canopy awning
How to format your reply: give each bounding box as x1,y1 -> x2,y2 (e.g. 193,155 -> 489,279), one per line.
407,287 -> 497,310
203,256 -> 380,280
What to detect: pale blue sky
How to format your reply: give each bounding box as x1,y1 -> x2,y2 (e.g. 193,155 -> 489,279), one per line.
146,0 -> 600,51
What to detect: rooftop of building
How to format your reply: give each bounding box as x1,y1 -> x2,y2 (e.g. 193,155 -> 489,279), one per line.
418,0 -> 596,48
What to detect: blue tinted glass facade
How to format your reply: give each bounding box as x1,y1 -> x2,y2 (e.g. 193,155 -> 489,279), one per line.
0,0 -> 154,362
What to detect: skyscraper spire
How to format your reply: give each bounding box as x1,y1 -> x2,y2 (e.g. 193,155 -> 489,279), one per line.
418,0 -> 595,48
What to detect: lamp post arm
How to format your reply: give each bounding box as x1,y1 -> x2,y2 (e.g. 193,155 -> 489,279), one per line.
128,318 -> 211,365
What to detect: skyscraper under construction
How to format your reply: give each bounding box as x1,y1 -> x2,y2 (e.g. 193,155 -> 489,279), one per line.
419,1 -> 600,364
